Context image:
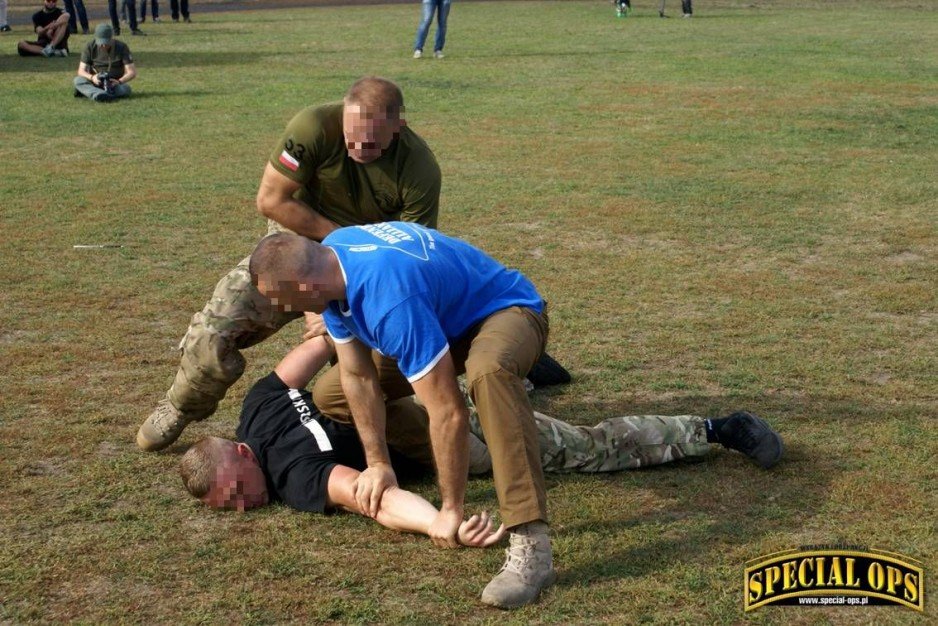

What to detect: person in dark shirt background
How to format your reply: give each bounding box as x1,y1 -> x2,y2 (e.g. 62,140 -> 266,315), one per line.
17,0 -> 70,57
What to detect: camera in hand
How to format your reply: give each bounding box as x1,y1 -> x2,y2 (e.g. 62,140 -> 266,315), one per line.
97,72 -> 115,94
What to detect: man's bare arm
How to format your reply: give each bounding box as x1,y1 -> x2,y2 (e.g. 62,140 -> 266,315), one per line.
256,163 -> 339,241
334,338 -> 395,517
326,465 -> 504,547
410,351 -> 470,549
273,336 -> 334,390
118,62 -> 137,84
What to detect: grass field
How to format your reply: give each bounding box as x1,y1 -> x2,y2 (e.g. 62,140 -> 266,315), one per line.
1,0 -> 936,623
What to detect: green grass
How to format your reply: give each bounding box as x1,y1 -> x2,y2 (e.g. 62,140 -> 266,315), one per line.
1,0 -> 936,623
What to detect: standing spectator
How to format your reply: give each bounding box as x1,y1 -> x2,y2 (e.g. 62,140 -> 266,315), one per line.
1,0 -> 11,33
62,0 -> 88,34
73,23 -> 136,101
170,0 -> 190,22
139,0 -> 160,23
658,0 -> 692,18
412,0 -> 450,59
108,0 -> 144,35
17,0 -> 70,57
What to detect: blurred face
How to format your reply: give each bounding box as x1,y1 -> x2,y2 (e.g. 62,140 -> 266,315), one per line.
43,0 -> 57,8
255,277 -> 328,313
342,103 -> 402,164
201,444 -> 269,512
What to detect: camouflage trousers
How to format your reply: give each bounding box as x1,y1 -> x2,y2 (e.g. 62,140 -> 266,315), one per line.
167,222 -> 301,418
469,410 -> 711,472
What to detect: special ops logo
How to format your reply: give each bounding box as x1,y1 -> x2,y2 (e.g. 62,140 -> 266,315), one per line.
744,546 -> 924,611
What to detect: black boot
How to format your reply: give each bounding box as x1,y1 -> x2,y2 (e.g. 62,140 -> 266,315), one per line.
715,411 -> 783,469
526,352 -> 572,388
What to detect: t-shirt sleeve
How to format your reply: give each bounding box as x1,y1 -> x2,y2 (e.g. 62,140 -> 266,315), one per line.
400,154 -> 441,228
323,308 -> 353,343
80,42 -> 92,65
121,43 -> 134,64
277,459 -> 337,513
268,108 -> 325,183
375,295 -> 449,382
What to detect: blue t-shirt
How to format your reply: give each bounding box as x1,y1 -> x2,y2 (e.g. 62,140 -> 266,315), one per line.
322,222 -> 543,382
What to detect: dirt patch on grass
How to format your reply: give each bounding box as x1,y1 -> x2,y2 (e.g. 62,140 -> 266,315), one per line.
21,458 -> 69,476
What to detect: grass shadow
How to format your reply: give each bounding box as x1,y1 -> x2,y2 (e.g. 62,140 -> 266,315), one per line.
0,50 -> 266,73
0,57 -> 75,74
557,442 -> 825,583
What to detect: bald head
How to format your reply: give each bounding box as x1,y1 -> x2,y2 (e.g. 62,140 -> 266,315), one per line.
249,233 -> 343,313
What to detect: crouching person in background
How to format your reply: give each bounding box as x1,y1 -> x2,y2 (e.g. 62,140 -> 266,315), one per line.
73,23 -> 135,102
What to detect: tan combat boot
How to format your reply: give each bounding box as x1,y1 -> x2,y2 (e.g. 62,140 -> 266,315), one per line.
481,521 -> 556,609
136,398 -> 195,451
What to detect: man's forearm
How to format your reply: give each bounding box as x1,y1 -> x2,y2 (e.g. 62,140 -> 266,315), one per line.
260,197 -> 338,242
373,486 -> 438,534
429,406 -> 470,513
340,370 -> 391,466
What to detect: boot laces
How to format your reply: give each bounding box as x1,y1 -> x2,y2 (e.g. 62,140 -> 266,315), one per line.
500,534 -> 540,581
150,400 -> 183,435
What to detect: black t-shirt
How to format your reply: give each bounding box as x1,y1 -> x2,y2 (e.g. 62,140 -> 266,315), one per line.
32,7 -> 64,29
237,372 -> 425,513
237,372 -> 366,513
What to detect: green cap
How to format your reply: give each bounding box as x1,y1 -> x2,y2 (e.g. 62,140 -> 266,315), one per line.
94,23 -> 113,45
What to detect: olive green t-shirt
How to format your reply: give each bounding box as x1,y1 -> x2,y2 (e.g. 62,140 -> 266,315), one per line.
268,103 -> 441,229
80,40 -> 133,79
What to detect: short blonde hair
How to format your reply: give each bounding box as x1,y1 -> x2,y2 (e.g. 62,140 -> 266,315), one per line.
344,76 -> 404,118
179,437 -> 229,499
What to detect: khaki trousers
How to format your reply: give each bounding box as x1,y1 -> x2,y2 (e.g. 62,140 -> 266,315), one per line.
313,306 -> 549,528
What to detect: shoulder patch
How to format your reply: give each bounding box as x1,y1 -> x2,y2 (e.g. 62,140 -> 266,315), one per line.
279,150 -> 300,172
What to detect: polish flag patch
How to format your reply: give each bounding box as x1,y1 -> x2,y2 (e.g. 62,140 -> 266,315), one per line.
279,150 -> 300,172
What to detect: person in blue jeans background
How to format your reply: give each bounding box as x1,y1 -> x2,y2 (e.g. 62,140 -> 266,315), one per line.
412,0 -> 450,60
62,0 -> 88,34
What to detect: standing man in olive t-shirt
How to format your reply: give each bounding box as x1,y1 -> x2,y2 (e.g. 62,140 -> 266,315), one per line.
137,77 -> 443,451
73,24 -> 136,102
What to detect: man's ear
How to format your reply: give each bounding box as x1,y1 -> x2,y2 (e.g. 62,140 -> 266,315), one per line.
235,442 -> 257,463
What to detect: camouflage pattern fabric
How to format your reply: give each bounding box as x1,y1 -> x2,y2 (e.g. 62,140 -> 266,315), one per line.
167,223 -> 301,418
469,410 -> 710,472
460,381 -> 710,472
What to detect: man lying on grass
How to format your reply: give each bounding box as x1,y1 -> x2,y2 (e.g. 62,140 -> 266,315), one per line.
180,336 -> 783,543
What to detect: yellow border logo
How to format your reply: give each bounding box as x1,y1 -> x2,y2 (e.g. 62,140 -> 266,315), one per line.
744,547 -> 924,611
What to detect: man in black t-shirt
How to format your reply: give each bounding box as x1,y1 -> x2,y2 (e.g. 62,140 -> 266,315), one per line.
180,337 -> 506,547
17,0 -> 70,57
179,337 -> 782,548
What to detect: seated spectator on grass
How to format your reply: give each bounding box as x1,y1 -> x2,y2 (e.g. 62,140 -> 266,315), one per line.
73,24 -> 136,102
17,0 -> 70,57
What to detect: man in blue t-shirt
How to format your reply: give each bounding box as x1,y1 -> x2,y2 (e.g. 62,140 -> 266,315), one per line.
248,223 -> 555,609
